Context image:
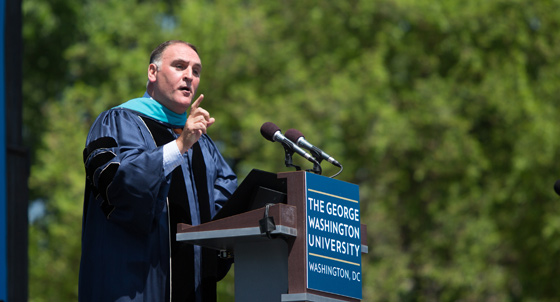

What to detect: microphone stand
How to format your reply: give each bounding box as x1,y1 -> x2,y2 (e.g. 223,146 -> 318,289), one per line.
282,144 -> 323,175
308,149 -> 342,178
282,144 -> 301,171
308,149 -> 323,175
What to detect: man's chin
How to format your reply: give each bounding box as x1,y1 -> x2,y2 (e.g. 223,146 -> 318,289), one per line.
172,98 -> 193,112
172,93 -> 192,103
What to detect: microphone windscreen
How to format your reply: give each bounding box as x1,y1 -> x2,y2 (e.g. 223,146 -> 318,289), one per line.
554,180 -> 560,196
285,128 -> 304,142
260,122 -> 281,142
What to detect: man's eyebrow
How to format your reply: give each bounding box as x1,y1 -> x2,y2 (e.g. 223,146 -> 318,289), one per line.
171,59 -> 202,69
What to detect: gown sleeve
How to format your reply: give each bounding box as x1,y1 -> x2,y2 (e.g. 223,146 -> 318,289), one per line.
83,108 -> 169,235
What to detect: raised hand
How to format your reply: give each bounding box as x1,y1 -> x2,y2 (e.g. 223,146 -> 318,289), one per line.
175,94 -> 215,153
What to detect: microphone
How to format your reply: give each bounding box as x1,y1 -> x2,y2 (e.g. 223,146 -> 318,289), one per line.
285,128 -> 341,167
260,122 -> 319,164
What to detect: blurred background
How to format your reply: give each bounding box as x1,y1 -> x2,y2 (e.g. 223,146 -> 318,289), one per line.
13,0 -> 560,301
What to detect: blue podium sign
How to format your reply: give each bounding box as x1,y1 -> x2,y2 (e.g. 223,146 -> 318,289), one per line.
305,172 -> 361,300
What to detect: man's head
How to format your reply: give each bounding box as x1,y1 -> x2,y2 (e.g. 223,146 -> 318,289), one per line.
147,40 -> 202,114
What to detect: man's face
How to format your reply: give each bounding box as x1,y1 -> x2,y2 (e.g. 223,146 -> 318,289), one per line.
148,43 -> 202,114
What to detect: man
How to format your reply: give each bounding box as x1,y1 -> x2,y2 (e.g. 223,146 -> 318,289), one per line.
79,40 -> 237,301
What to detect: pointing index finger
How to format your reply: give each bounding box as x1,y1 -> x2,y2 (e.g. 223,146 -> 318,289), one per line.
191,94 -> 205,109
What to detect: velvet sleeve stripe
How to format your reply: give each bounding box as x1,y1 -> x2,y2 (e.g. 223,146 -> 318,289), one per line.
100,199 -> 116,220
192,142 -> 211,224
85,151 -> 116,182
97,162 -> 119,218
83,136 -> 118,162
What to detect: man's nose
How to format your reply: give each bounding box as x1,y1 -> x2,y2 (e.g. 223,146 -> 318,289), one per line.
183,67 -> 193,81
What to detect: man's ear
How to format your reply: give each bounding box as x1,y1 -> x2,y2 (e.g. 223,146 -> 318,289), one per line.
148,63 -> 158,82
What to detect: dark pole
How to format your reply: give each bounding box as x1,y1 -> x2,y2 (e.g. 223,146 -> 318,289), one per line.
3,0 -> 28,301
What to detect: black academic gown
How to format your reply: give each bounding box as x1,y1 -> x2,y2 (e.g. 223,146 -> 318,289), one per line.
79,106 -> 237,302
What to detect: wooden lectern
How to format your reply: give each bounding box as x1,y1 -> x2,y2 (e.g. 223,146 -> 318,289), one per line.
177,170 -> 368,302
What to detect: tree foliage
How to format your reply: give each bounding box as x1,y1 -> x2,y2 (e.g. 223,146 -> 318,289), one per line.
24,0 -> 560,301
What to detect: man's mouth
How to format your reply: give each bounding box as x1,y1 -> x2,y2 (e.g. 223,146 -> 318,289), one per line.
179,86 -> 191,93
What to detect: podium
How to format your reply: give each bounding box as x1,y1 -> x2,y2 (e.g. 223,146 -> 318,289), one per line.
177,170 -> 368,302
